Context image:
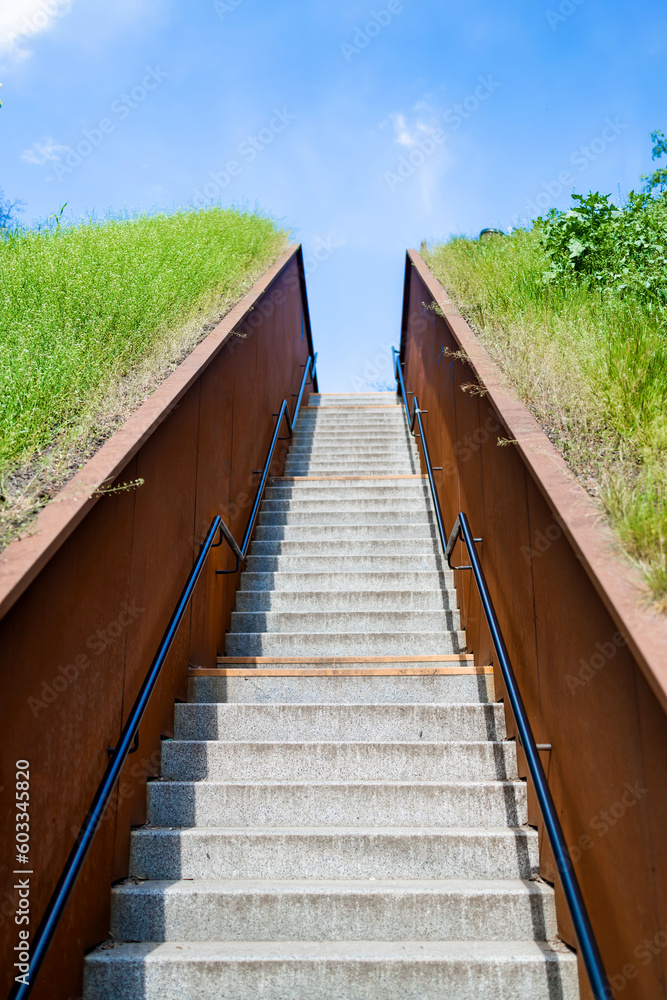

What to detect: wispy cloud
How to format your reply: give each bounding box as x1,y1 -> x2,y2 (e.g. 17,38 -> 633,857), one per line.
379,102 -> 454,211
21,137 -> 68,164
0,0 -> 75,58
389,110 -> 441,148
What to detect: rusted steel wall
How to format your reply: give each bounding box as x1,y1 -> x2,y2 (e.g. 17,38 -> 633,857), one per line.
401,250 -> 667,1000
0,244 -> 315,1000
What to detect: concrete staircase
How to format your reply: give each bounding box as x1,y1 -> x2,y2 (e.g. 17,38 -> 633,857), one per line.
84,392 -> 579,999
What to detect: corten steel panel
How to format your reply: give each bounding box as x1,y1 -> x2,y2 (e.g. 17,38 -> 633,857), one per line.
0,244 -> 313,1000
402,265 -> 493,662
479,415 -> 543,764
401,249 -> 667,1000
0,470 -> 136,1000
111,383 -> 201,876
189,338 -> 236,667
450,364 -> 488,662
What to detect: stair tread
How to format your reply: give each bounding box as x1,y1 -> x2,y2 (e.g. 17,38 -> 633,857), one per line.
136,825 -> 537,836
112,876 -> 553,895
87,939 -> 572,958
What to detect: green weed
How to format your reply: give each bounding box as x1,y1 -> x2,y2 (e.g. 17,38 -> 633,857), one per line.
0,206 -> 287,545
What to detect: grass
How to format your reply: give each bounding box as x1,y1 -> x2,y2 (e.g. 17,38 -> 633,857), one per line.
424,226 -> 667,610
0,206 -> 287,547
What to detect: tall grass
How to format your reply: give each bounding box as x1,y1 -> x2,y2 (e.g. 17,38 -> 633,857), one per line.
0,207 -> 287,544
425,228 -> 667,608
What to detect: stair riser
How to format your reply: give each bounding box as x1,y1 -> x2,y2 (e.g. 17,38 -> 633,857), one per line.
283,461 -> 416,470
188,675 -> 493,705
284,461 -> 418,471
307,400 -> 400,406
173,703 -> 504,742
285,451 -> 417,462
224,632 -> 466,656
244,556 -> 447,572
129,829 -> 539,880
282,469 -> 418,478
260,498 -> 434,511
234,589 -> 457,611
84,948 -> 578,1000
147,781 -> 524,828
111,881 -> 553,943
229,610 -> 458,631
256,523 -> 435,539
248,541 -> 441,557
161,742 -> 518,783
256,513 -> 435,528
287,440 -> 416,450
288,435 -> 414,444
238,570 -> 455,591
308,396 -> 399,403
293,422 -> 408,431
267,478 -> 428,490
289,421 -> 407,429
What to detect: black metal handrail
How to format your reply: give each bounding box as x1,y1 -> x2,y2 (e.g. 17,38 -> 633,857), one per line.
10,352 -> 316,1000
392,347 -> 447,557
392,348 -> 611,1000
217,352 -> 317,572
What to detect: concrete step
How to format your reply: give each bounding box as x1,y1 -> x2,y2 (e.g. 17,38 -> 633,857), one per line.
129,826 -> 539,880
289,429 -> 409,440
234,588 -> 456,611
110,877 -> 554,943
161,740 -> 517,783
287,440 -> 416,451
229,609 -> 460,636
239,569 -> 454,590
173,703 -> 504,742
224,630 -> 465,657
256,511 -> 434,526
308,394 -> 400,405
255,524 -> 436,543
247,540 -> 441,557
282,466 -> 418,476
84,938 -> 579,1000
294,417 -> 407,427
284,457 -> 416,468
289,432 -> 414,443
301,400 -> 402,408
244,554 -> 447,573
252,528 -> 437,545
287,441 -> 415,452
147,779 -> 523,828
288,448 -> 416,459
285,456 -> 417,468
260,496 -> 433,510
267,477 -> 428,490
189,673 -> 494,705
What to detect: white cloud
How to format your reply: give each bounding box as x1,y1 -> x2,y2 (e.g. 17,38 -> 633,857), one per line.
0,0 -> 75,57
21,137 -> 67,164
389,110 -> 442,149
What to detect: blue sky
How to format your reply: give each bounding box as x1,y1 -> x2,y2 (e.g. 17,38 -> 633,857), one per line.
1,0 -> 666,389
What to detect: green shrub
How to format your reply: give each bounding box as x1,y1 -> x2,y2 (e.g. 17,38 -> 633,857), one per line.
540,190 -> 667,303
425,133 -> 667,607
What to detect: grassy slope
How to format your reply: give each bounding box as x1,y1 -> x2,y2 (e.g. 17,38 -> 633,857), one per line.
0,207 -> 287,545
425,230 -> 667,609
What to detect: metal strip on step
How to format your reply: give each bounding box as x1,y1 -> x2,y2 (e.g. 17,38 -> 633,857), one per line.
191,666 -> 492,677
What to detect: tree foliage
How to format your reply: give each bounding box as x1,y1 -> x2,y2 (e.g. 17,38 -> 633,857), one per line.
539,133 -> 667,305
